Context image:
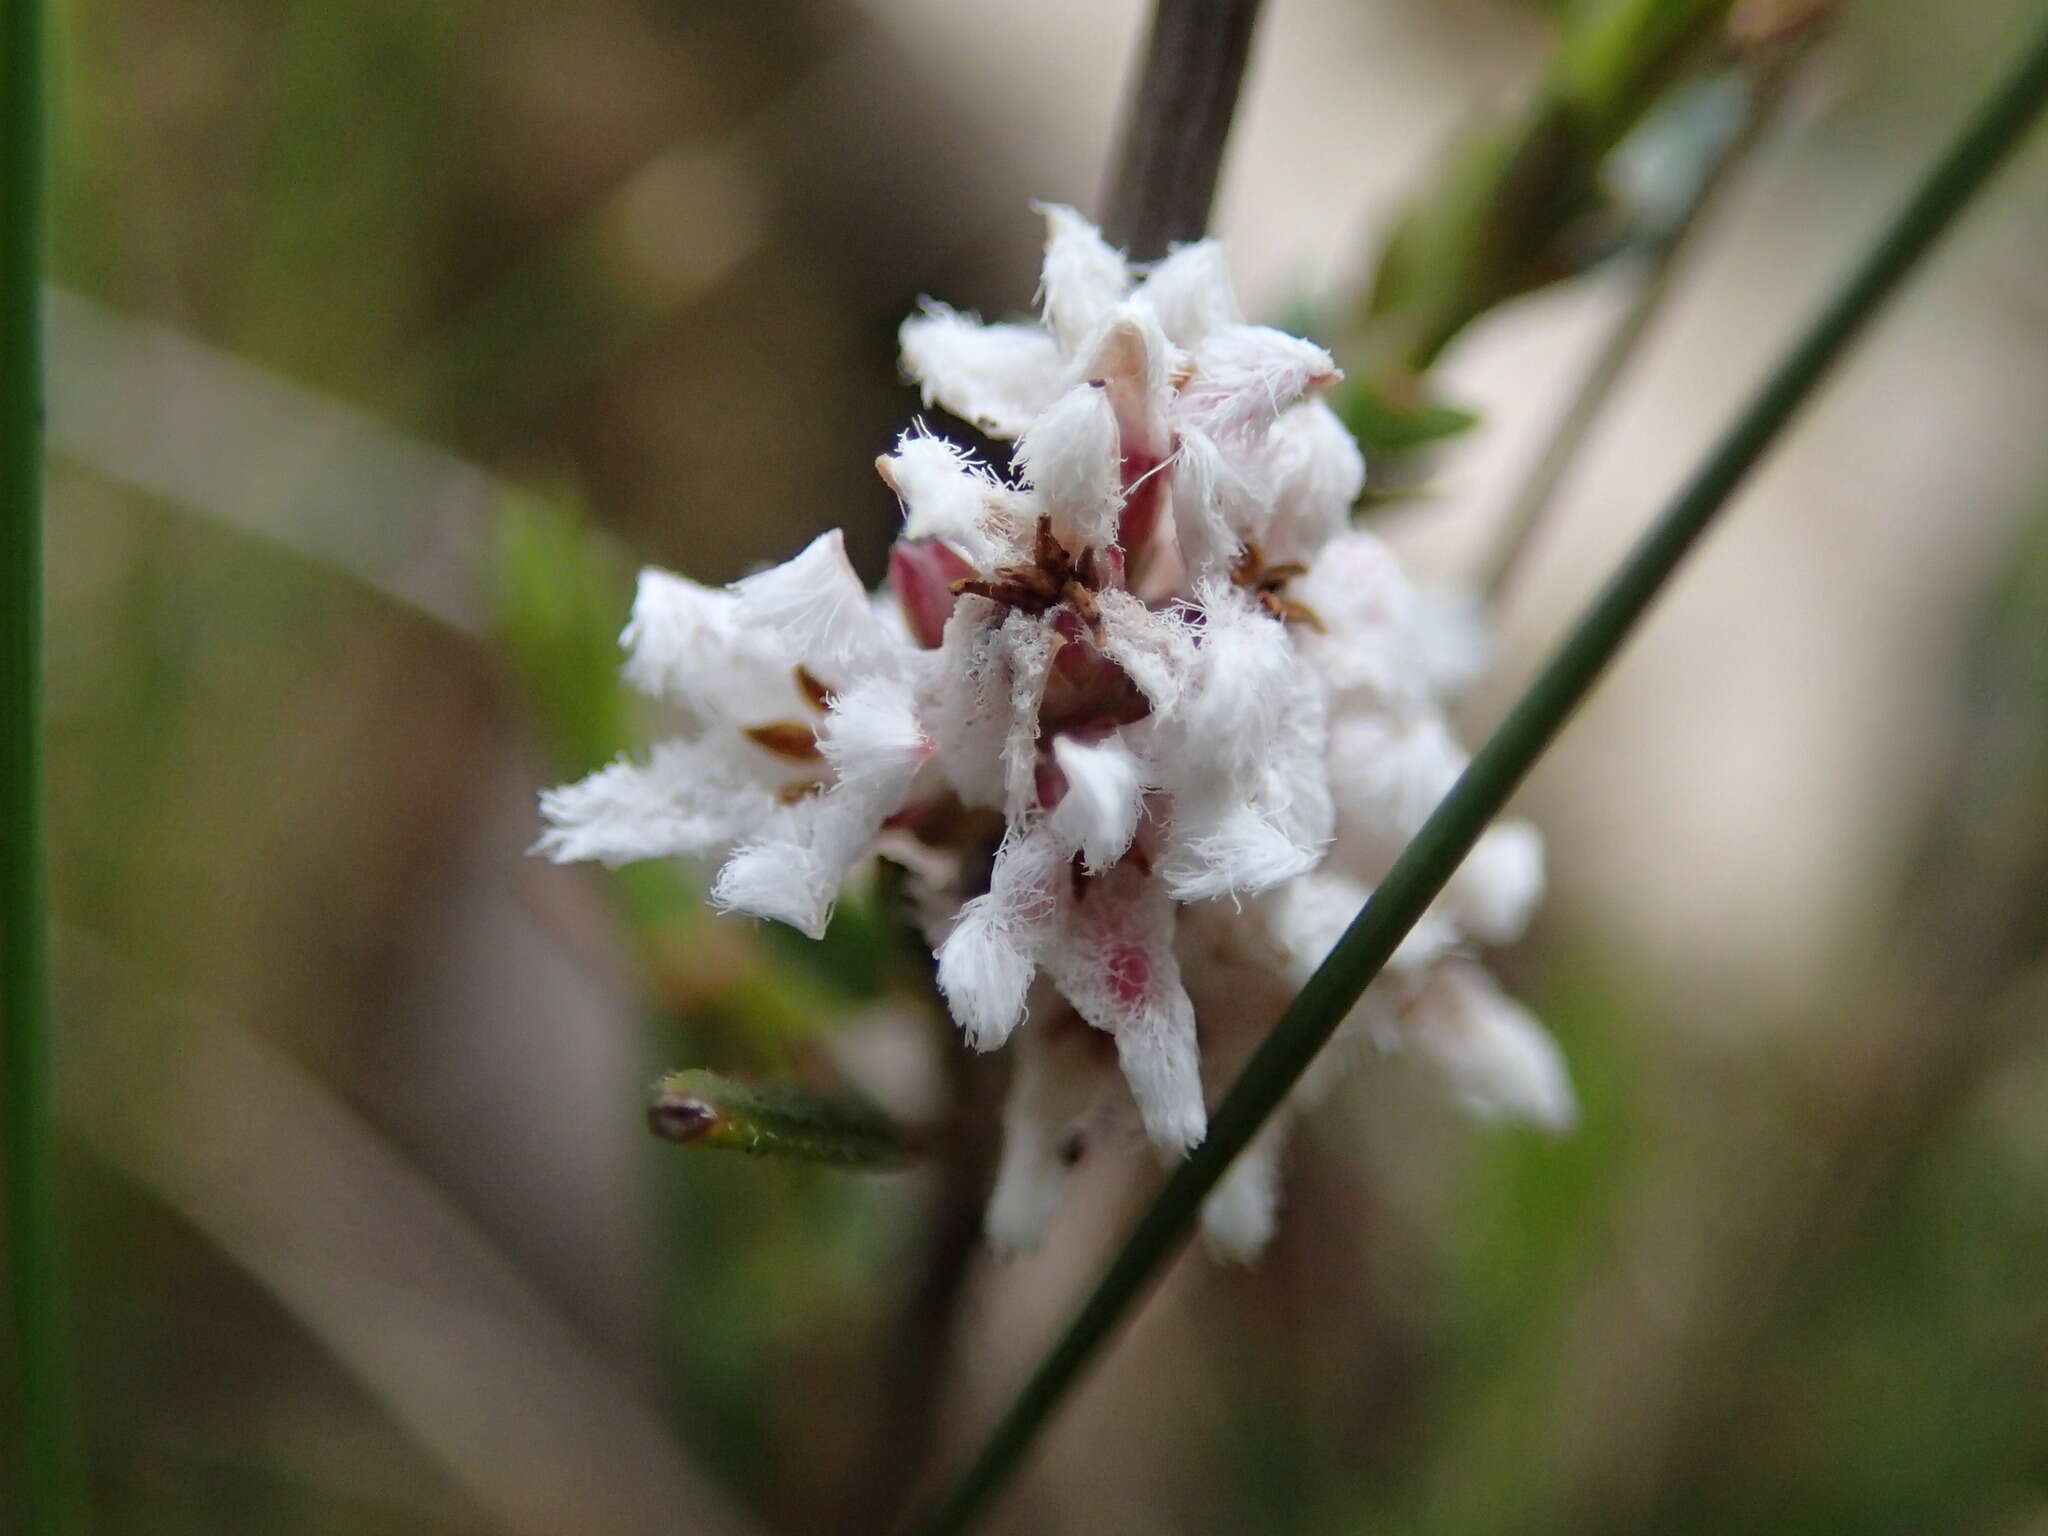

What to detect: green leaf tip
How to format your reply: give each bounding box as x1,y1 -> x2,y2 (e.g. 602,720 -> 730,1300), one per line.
649,1069 -> 923,1169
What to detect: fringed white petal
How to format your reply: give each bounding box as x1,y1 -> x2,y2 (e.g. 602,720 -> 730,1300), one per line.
536,739 -> 775,867
936,821 -> 1064,1050
1047,733 -> 1144,873
999,613 -> 1057,819
1134,240 -> 1239,348
1411,963 -> 1577,1131
1327,713 -> 1464,856
1154,585 -> 1332,901
1291,531 -> 1429,714
1410,584 -> 1494,702
1015,383 -> 1122,557
729,529 -> 897,677
876,429 -> 1019,571
1261,400 -> 1364,566
1037,203 -> 1130,356
897,301 -> 1067,438
817,673 -> 931,789
1167,428 -> 1256,576
984,1015 -> 1114,1253
1200,1123 -> 1286,1263
1160,800 -> 1320,903
1081,302 -> 1173,462
710,814 -> 837,939
1045,865 -> 1206,1152
618,568 -> 731,704
1178,324 -> 1339,444
1093,589 -> 1198,716
1445,820 -> 1545,946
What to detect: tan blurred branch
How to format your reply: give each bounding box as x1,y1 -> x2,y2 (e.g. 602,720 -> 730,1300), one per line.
63,937 -> 760,1536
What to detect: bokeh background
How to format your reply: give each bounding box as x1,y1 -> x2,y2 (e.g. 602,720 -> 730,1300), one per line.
17,0 -> 2048,1531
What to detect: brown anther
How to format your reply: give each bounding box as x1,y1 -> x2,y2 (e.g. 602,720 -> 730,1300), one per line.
1034,516 -> 1062,570
1258,561 -> 1309,588
648,1093 -> 718,1145
793,665 -> 834,713
1257,592 -> 1326,632
745,720 -> 823,762
1061,579 -> 1101,630
776,778 -> 825,805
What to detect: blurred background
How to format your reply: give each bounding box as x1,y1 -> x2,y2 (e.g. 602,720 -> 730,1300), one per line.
15,0 -> 2048,1531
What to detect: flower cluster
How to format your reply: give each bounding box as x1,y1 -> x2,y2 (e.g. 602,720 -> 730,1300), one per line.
539,205 -> 1572,1259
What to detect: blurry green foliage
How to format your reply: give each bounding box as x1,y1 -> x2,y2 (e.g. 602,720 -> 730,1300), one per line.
652,1068 -> 923,1168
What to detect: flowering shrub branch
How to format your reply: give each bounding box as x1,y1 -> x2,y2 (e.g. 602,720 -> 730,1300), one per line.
910,25 -> 2048,1530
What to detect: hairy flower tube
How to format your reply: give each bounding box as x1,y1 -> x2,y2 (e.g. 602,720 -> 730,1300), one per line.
539,204 -> 1573,1259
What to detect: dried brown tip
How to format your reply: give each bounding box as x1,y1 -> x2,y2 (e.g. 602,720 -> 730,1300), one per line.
793,665 -> 834,713
649,1093 -> 718,1144
744,720 -> 823,762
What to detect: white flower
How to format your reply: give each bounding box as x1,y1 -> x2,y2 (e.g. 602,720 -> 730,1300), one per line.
539,203 -> 1573,1261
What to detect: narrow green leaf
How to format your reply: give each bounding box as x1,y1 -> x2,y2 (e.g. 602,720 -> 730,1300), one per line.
3,0 -> 79,1527
910,23 -> 2048,1533
650,1070 -> 923,1169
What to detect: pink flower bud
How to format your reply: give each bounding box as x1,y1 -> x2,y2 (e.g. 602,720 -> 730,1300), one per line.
887,538 -> 974,649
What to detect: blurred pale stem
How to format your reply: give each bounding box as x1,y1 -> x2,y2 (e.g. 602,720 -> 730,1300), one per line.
3,0 -> 76,1528
1102,0 -> 1265,260
1483,42 -> 1811,604
910,19 -> 2048,1534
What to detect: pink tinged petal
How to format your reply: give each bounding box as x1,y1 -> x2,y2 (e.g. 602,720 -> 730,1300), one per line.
898,301 -> 1066,438
1179,324 -> 1340,444
1411,963 -> 1576,1131
936,822 -> 1065,1050
1047,733 -> 1144,873
729,528 -> 896,677
1015,383 -> 1122,557
888,538 -> 974,650
537,739 -> 776,868
1039,612 -> 1151,733
1045,866 -> 1206,1152
1037,203 -> 1131,356
1134,239 -> 1240,348
1082,303 -> 1172,462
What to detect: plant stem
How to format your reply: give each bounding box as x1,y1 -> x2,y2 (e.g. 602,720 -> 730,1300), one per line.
1482,46 -> 1808,604
908,19 -> 2048,1534
4,0 -> 73,1529
1101,0 -> 1265,261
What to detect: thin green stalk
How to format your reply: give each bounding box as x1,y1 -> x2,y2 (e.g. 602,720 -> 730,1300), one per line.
909,21 -> 2048,1534
4,0 -> 74,1529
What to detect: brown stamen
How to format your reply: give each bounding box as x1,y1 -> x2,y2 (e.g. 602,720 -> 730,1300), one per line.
745,720 -> 823,762
793,665 -> 834,712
